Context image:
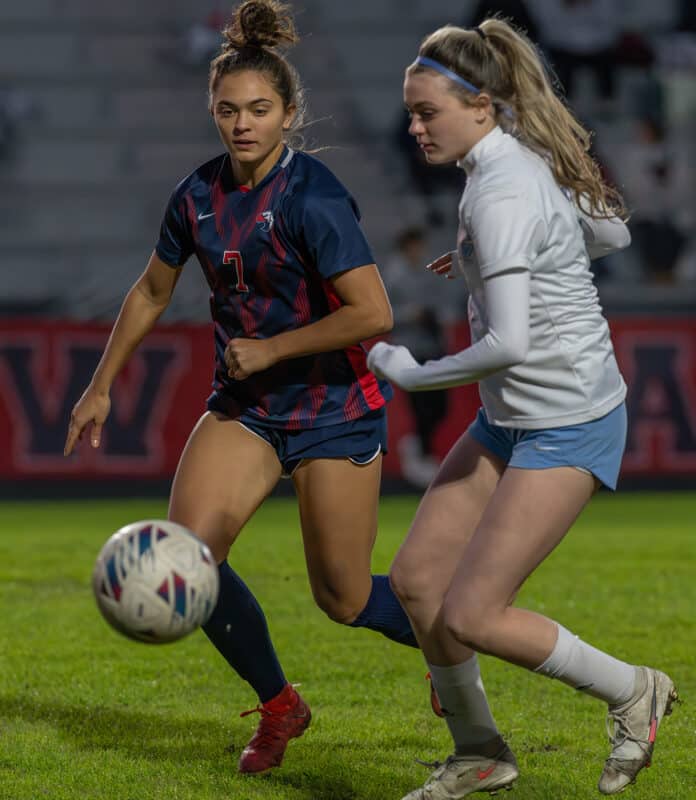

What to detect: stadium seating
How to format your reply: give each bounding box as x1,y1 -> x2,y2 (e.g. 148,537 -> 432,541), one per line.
1,0 -> 694,319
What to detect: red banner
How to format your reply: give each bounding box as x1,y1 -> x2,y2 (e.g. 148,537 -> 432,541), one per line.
0,320 -> 212,480
0,317 -> 694,483
612,316 -> 696,476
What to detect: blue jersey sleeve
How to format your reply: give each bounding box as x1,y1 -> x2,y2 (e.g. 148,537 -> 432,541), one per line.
290,182 -> 375,280
155,185 -> 195,267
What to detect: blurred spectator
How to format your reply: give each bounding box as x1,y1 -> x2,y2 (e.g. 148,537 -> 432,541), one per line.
615,115 -> 693,284
652,0 -> 696,71
533,0 -> 623,108
381,227 -> 465,487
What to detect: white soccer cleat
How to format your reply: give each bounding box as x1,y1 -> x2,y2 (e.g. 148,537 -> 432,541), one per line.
401,746 -> 518,799
598,666 -> 678,795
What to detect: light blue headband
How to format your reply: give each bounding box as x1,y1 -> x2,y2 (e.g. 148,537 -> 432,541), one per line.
414,56 -> 481,95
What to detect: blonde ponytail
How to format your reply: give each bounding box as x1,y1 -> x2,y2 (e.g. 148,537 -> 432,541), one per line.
411,18 -> 625,218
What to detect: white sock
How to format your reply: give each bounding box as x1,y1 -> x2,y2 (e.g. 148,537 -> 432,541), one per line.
535,623 -> 637,705
428,656 -> 500,753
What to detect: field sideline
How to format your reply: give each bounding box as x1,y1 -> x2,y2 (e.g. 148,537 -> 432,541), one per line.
0,494 -> 694,800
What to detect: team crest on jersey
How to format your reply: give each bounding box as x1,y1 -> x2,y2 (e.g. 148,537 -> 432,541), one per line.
256,210 -> 274,231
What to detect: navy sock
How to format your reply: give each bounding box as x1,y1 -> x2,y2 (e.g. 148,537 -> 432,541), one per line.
349,574 -> 418,648
202,560 -> 286,703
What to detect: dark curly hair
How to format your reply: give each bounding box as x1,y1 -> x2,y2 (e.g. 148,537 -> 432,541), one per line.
208,1 -> 306,142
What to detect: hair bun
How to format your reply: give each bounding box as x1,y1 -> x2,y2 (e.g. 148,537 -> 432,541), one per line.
222,0 -> 298,51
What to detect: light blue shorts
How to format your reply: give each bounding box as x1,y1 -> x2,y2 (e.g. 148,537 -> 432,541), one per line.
467,403 -> 627,490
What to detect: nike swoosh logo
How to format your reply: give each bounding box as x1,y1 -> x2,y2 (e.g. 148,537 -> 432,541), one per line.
477,765 -> 495,780
197,212 -> 215,220
534,445 -> 559,451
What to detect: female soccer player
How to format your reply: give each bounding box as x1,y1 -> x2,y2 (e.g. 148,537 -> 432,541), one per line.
368,18 -> 678,799
64,0 -> 418,776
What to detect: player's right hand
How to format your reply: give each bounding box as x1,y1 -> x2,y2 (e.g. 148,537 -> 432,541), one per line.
426,251 -> 459,279
367,341 -> 420,385
64,388 -> 111,456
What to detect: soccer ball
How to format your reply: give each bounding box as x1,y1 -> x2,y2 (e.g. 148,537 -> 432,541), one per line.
92,519 -> 219,644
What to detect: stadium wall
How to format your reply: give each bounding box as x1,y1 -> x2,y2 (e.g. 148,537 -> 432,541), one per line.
1,316 -> 695,494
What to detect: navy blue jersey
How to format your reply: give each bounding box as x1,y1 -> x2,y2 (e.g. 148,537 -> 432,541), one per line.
155,146 -> 392,429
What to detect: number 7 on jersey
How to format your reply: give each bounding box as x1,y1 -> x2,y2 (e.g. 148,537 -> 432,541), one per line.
223,250 -> 249,293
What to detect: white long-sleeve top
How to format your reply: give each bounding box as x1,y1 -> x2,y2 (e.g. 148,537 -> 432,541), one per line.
369,126 -> 628,429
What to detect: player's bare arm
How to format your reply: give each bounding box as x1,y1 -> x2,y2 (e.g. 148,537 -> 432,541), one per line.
64,253 -> 182,455
224,264 -> 393,379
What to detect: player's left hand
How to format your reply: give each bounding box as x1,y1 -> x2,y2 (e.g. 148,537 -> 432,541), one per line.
367,341 -> 420,387
224,337 -> 277,380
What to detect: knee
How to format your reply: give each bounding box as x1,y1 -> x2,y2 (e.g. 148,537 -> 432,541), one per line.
311,585 -> 365,625
389,560 -> 434,611
169,511 -> 240,563
388,562 -> 410,604
441,597 -> 499,652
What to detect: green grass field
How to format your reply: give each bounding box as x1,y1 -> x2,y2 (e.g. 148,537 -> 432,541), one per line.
0,493 -> 694,800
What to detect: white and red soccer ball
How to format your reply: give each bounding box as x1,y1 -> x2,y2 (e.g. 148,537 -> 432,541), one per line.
92,520 -> 219,644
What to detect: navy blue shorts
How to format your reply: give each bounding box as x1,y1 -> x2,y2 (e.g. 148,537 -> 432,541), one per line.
207,399 -> 388,477
467,403 -> 627,490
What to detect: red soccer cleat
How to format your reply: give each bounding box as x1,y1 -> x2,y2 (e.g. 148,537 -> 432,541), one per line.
238,683 -> 311,774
